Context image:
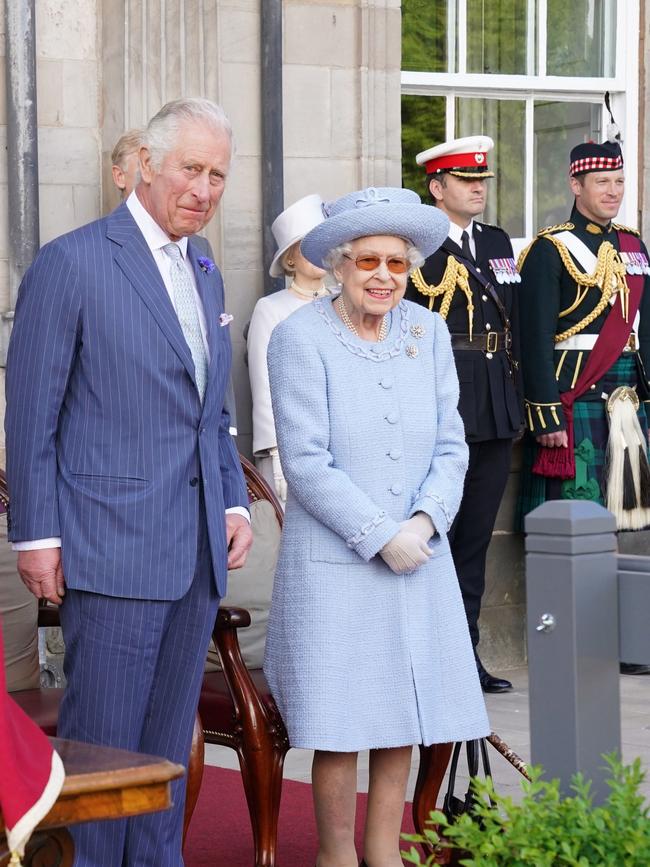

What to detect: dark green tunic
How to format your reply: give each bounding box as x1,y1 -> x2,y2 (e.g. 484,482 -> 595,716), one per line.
517,206 -> 650,523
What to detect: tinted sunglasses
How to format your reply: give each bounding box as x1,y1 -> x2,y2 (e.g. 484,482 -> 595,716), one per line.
342,253 -> 409,274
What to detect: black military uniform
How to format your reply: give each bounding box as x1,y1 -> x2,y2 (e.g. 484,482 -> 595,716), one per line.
407,136 -> 524,693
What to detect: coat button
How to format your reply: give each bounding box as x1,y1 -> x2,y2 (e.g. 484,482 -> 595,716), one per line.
190,477 -> 199,487
388,449 -> 402,460
482,294 -> 488,302
390,483 -> 403,495
385,411 -> 399,424
379,377 -> 394,389
486,352 -> 493,360
485,323 -> 491,330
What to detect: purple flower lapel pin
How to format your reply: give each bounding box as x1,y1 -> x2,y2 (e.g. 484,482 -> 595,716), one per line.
219,313 -> 234,327
197,256 -> 216,274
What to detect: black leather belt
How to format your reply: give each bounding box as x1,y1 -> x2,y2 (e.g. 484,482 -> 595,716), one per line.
451,331 -> 512,352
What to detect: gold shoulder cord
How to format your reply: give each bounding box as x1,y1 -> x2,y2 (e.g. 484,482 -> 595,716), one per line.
517,234 -> 628,344
612,223 -> 641,237
411,256 -> 475,340
516,223 -> 575,271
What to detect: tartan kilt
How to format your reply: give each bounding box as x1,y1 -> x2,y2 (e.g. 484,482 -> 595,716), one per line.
516,355 -> 650,530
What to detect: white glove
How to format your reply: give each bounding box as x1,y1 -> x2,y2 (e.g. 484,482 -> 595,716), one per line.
380,528 -> 432,575
269,447 -> 287,502
401,512 -> 435,543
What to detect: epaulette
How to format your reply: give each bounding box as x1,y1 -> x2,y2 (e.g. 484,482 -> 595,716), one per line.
612,223 -> 641,237
537,222 -> 575,236
475,220 -> 508,235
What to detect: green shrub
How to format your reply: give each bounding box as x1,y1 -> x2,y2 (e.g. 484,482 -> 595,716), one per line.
401,755 -> 650,866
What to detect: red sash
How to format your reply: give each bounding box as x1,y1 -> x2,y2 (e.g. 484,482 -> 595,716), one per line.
532,231 -> 644,480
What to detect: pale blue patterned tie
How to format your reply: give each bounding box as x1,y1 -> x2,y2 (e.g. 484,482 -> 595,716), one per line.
163,242 -> 208,402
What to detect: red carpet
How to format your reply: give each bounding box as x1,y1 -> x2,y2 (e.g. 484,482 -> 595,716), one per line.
184,765 -> 417,866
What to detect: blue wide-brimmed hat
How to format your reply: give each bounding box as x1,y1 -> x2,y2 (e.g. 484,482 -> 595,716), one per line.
301,186 -> 450,269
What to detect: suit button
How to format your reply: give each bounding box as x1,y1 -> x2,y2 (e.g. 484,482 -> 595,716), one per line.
486,352 -> 493,360
482,294 -> 488,302
190,477 -> 199,487
390,483 -> 403,495
485,323 -> 491,330
385,411 -> 399,424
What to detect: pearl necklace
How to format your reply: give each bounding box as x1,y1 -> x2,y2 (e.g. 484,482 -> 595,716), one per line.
336,296 -> 388,342
288,280 -> 331,300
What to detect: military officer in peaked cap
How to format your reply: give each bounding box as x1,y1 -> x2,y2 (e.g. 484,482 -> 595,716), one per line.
517,134 -> 650,675
406,135 -> 524,693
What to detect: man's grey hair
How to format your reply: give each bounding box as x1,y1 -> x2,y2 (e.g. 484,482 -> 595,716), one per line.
143,98 -> 234,170
323,241 -> 424,276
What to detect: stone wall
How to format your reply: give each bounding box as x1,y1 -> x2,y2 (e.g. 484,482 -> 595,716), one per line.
0,0 -> 102,463
0,1 -> 402,462
100,0 -> 403,456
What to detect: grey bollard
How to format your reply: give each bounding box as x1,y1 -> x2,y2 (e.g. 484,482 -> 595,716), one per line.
618,554 -> 650,665
525,500 -> 619,802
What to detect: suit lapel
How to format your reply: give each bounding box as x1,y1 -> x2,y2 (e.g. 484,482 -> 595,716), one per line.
442,236 -> 463,259
106,206 -> 197,384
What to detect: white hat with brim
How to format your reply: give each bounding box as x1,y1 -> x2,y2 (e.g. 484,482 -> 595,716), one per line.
301,187 -> 450,269
416,135 -> 495,178
269,193 -> 325,277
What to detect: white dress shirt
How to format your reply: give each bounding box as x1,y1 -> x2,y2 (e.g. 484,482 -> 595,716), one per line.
14,193 -> 247,551
448,218 -> 477,260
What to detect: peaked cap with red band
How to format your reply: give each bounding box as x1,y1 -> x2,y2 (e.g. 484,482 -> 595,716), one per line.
569,139 -> 623,177
416,135 -> 495,179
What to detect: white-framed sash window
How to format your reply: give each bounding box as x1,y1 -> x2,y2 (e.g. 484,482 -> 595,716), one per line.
401,0 -> 639,246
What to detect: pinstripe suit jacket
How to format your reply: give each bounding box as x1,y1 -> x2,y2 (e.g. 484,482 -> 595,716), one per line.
5,203 -> 247,599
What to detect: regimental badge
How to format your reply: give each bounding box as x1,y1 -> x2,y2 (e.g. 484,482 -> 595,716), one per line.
488,257 -> 522,285
619,251 -> 650,276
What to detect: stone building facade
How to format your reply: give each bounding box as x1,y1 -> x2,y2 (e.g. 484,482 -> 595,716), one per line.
0,0 -> 402,461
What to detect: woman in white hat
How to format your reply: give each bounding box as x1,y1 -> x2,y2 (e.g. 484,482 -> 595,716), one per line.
247,194 -> 330,504
263,187 -> 489,867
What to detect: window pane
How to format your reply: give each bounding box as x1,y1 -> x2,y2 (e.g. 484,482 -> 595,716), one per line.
534,101 -> 601,228
467,0 -> 533,74
456,98 -> 526,238
402,0 -> 448,73
546,0 -> 617,76
401,95 -> 446,198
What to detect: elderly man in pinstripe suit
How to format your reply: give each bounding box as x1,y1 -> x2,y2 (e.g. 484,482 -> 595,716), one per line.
5,98 -> 253,866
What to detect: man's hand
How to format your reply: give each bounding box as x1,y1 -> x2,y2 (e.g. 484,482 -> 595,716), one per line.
536,430 -> 568,448
17,548 -> 65,604
225,513 -> 253,570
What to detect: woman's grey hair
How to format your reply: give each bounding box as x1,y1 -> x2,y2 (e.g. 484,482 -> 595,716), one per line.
143,98 -> 234,170
323,240 -> 424,276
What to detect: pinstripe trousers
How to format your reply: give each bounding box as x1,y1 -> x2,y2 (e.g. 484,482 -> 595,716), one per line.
57,499 -> 219,866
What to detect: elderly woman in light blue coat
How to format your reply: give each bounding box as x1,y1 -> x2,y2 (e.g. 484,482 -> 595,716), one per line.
264,188 -> 489,867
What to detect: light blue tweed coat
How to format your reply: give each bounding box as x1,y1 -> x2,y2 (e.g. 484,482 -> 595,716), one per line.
263,296 -> 489,751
